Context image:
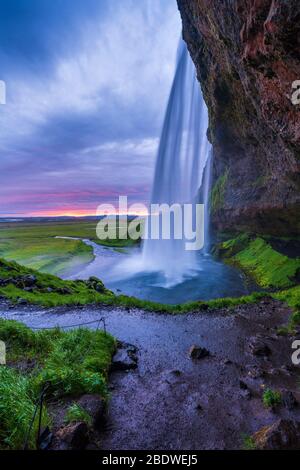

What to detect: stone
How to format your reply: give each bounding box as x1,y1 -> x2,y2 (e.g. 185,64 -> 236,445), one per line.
37,426 -> 53,450
55,422 -> 89,450
23,275 -> 37,287
77,394 -> 106,429
112,344 -> 138,371
248,337 -> 271,357
86,276 -> 106,293
281,391 -> 298,410
239,380 -> 248,390
189,345 -> 210,360
253,419 -> 300,450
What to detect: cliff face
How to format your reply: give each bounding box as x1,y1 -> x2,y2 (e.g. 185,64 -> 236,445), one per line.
177,0 -> 300,236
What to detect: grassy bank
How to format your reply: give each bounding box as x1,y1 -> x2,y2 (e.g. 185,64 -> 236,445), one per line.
215,234 -> 300,289
0,219 -> 142,276
0,319 -> 116,449
0,257 -> 116,307
0,256 -> 299,321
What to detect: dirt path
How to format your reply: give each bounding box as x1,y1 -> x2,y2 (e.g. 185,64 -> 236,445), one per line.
0,299 -> 299,450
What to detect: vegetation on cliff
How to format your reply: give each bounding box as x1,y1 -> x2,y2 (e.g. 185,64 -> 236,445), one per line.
211,169 -> 229,214
215,234 -> 300,289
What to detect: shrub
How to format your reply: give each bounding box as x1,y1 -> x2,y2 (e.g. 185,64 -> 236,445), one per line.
262,389 -> 282,408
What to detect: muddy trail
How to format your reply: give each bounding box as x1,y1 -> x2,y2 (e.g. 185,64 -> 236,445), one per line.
1,298 -> 299,450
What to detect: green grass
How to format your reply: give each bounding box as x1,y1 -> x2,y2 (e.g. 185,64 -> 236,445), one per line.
274,285 -> 300,334
0,319 -> 116,449
64,403 -> 92,427
1,256 -> 299,318
0,257 -> 116,307
0,366 -> 50,450
217,235 -> 300,289
0,219 -> 142,276
262,389 -> 282,408
32,328 -> 115,398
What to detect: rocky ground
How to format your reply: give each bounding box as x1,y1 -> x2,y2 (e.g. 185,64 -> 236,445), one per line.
1,297 -> 300,450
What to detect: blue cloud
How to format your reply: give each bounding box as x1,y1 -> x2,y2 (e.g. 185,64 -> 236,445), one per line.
0,0 -> 181,215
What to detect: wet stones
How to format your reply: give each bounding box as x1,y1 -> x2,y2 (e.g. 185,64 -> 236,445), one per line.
248,336 -> 271,357
85,276 -> 106,293
281,391 -> 298,411
53,422 -> 89,450
189,345 -> 210,360
111,342 -> 138,371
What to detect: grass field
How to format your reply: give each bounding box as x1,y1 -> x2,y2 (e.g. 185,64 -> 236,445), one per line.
0,218 -> 142,276
0,319 -> 116,449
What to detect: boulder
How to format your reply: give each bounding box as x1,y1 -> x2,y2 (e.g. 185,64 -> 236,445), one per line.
86,276 -> 106,293
112,343 -> 138,371
253,419 -> 300,450
54,422 -> 89,450
77,394 -> 105,429
23,275 -> 37,287
281,391 -> 298,410
248,336 -> 271,357
189,345 -> 210,360
15,275 -> 37,289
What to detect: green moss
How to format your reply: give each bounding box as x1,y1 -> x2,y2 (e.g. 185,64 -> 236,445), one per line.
274,285 -> 300,334
211,169 -> 229,213
217,236 -> 300,289
262,389 -> 282,408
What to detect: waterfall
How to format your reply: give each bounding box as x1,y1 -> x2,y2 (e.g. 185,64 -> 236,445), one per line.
142,39 -> 212,285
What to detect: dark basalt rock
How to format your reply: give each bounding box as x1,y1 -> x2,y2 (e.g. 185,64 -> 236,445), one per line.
177,0 -> 300,236
53,422 -> 89,450
253,419 -> 300,450
111,342 -> 138,371
189,345 -> 210,360
281,390 -> 298,410
248,336 -> 272,357
85,276 -> 106,293
77,394 -> 106,429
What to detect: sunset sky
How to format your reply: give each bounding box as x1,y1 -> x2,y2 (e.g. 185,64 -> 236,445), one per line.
0,0 -> 181,217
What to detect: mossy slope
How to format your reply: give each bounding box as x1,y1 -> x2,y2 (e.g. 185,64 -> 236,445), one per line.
216,235 -> 300,289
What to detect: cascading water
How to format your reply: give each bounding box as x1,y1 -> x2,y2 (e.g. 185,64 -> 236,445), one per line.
70,39 -> 258,304
142,39 -> 212,284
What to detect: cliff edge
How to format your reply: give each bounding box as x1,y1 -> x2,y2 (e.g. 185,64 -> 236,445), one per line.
177,0 -> 300,235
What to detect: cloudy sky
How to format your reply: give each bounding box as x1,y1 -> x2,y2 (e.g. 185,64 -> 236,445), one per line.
0,0 -> 181,216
